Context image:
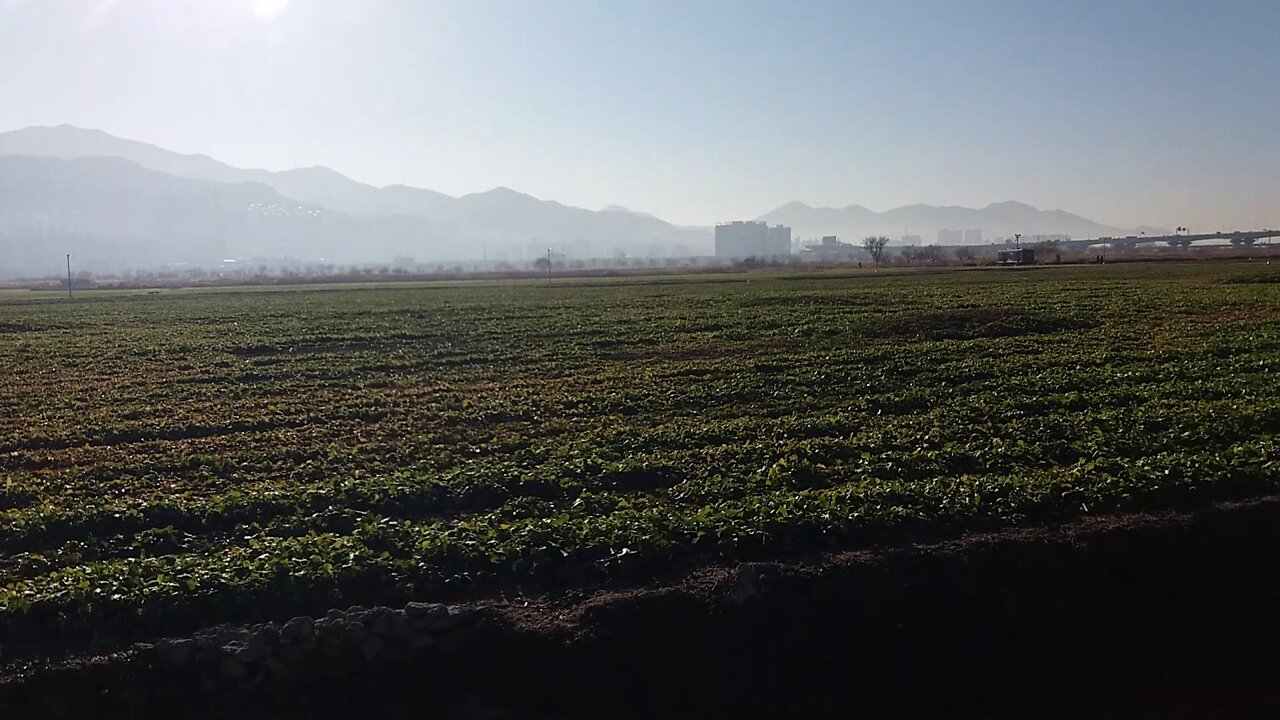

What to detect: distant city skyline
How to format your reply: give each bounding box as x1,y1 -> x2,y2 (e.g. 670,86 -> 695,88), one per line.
1,0 -> 1277,231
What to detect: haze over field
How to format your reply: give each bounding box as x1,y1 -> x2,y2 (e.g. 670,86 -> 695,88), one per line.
0,0 -> 1277,274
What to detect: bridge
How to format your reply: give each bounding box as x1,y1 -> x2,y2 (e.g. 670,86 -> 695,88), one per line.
1060,229 -> 1280,250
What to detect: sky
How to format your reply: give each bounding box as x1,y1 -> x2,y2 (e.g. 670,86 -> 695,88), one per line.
1,0 -> 1277,230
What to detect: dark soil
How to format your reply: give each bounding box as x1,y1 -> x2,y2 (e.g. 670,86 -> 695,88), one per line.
4,497 -> 1279,720
1222,272 -> 1280,284
879,307 -> 1094,340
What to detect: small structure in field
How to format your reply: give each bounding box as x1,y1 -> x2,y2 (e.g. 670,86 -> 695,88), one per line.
997,247 -> 1036,266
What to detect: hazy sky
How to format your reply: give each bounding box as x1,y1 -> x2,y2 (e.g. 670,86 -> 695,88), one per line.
1,0 -> 1277,229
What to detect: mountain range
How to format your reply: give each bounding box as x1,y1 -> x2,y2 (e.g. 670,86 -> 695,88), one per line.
0,155 -> 442,271
0,125 -> 1159,275
0,125 -> 709,274
761,201 -> 1163,245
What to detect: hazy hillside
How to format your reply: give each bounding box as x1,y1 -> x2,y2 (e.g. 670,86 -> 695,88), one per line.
602,205 -> 661,221
445,188 -> 707,258
0,125 -> 711,263
0,155 -> 446,275
761,200 -> 1164,244
0,125 -> 458,218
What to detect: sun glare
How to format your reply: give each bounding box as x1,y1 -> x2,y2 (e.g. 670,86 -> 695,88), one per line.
252,0 -> 289,20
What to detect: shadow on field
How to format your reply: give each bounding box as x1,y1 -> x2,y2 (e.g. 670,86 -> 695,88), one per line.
5,498 -> 1279,720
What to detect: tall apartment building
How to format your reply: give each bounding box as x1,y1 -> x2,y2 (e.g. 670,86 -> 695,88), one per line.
714,221 -> 792,259
937,228 -> 964,245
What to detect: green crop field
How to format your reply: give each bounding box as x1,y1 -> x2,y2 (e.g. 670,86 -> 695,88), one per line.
2,263 -> 1279,646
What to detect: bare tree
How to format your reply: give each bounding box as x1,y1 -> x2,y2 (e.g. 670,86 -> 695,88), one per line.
919,245 -> 945,264
862,235 -> 890,267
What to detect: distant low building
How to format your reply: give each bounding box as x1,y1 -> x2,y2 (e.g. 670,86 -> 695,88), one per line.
998,247 -> 1036,265
901,234 -> 923,246
714,221 -> 792,259
802,235 -> 859,260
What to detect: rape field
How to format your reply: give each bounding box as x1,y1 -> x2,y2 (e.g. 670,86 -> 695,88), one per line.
2,263 -> 1278,646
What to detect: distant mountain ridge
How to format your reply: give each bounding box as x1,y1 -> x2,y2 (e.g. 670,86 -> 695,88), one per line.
601,205 -> 661,221
0,125 -> 710,272
0,125 -> 468,217
760,199 -> 1163,244
0,124 -> 1165,275
0,155 -> 442,273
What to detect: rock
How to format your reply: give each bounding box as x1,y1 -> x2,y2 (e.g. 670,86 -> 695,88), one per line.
156,638 -> 196,665
405,601 -> 451,630
314,618 -> 345,643
243,631 -> 274,661
726,562 -> 783,605
195,633 -> 223,650
343,617 -> 368,638
388,611 -> 412,643
262,657 -> 288,676
131,642 -> 156,656
346,605 -> 368,616
281,616 -> 315,642
433,607 -> 472,633
325,608 -> 345,620
251,622 -> 280,641
405,601 -> 447,619
360,635 -> 386,662
223,637 -> 270,664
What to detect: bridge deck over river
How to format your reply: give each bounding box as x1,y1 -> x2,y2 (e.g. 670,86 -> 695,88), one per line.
1062,229 -> 1280,249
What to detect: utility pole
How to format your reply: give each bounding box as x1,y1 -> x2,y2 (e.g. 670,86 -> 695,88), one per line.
66,254 -> 72,299
546,247 -> 552,281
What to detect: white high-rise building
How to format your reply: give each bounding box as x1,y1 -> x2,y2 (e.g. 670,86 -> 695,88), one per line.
714,221 -> 792,259
938,228 -> 964,244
